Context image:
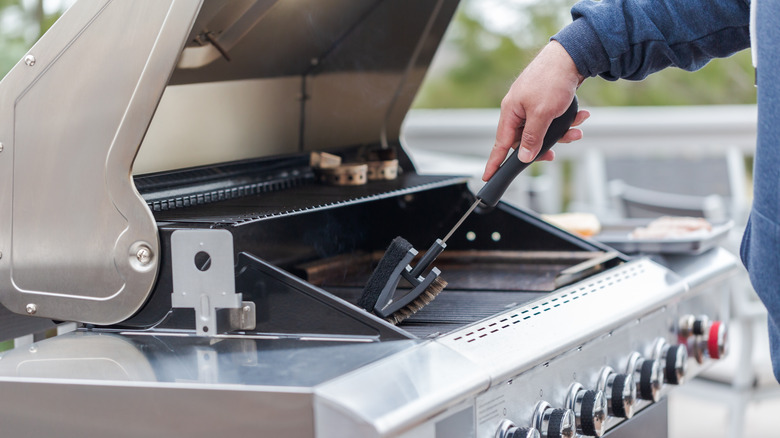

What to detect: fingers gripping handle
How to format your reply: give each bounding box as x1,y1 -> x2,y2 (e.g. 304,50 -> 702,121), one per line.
477,96 -> 579,207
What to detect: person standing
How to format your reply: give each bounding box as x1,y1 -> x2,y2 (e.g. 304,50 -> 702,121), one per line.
483,0 -> 780,382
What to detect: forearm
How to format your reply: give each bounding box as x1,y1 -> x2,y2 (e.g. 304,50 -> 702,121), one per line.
553,0 -> 751,81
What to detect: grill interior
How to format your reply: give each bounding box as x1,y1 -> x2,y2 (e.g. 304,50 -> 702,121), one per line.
130,153 -> 622,338
295,249 -> 618,337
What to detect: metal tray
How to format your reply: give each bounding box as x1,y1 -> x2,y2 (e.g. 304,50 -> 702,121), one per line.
594,219 -> 733,255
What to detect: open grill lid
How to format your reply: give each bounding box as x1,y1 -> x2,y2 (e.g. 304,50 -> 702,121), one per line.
0,0 -> 458,325
136,0 -> 460,174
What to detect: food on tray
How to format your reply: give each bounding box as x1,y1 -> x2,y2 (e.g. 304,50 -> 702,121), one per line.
629,216 -> 713,239
542,212 -> 602,237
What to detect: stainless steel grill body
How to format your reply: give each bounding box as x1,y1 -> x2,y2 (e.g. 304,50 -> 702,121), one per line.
0,249 -> 733,437
0,1 -> 737,437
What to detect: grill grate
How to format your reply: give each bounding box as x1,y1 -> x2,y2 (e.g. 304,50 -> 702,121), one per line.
150,173 -> 467,224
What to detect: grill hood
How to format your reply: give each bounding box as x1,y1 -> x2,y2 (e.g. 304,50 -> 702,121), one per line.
0,0 -> 457,324
136,0 -> 459,174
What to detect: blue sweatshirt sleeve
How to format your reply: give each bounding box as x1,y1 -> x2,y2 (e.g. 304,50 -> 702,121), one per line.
552,0 -> 751,81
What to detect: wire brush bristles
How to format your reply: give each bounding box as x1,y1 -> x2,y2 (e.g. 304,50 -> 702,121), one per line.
384,275 -> 447,325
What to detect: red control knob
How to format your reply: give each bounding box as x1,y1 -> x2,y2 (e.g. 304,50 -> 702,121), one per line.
707,321 -> 727,359
679,315 -> 726,363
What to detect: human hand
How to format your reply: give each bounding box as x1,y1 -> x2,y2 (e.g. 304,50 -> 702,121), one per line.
482,41 -> 589,181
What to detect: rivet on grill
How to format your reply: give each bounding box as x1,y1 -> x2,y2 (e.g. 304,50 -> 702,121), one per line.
136,246 -> 153,265
24,54 -> 36,66
26,303 -> 37,315
0,142 -> 4,152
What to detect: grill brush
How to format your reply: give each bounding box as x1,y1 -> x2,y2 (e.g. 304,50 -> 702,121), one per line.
359,97 -> 579,324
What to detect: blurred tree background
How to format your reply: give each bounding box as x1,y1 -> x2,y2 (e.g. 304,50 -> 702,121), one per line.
1,0 -> 756,108
414,0 -> 756,108
0,0 -> 71,77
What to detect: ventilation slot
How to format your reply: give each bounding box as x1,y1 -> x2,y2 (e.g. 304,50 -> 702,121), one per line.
452,264 -> 646,344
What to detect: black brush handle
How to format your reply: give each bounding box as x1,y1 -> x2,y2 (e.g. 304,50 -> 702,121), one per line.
477,96 -> 579,207
409,239 -> 446,278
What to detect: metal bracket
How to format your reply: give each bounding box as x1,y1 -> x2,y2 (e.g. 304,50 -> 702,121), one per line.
229,301 -> 256,331
171,229 -> 252,336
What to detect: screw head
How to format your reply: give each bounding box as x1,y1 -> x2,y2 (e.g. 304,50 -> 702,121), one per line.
136,246 -> 152,265
0,142 -> 4,152
25,303 -> 37,315
24,55 -> 36,66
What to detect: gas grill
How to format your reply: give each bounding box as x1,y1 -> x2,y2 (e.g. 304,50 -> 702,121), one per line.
0,1 -> 736,437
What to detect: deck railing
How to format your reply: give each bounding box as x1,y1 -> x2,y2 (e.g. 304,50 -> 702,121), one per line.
402,105 -> 757,214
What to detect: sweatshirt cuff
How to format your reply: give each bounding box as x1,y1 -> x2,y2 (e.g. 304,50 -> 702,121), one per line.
552,18 -> 611,79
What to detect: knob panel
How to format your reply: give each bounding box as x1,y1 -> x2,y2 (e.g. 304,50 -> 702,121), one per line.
478,309 -> 729,438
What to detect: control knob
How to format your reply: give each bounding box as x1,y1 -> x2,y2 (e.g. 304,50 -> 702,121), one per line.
496,420 -> 540,438
678,314 -> 708,339
680,316 -> 727,363
532,401 -> 575,438
565,382 -> 607,437
707,320 -> 728,360
597,367 -> 636,419
653,339 -> 688,385
626,352 -> 663,402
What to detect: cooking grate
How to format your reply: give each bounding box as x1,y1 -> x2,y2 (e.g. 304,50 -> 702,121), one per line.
308,251 -> 628,338
150,173 -> 466,224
